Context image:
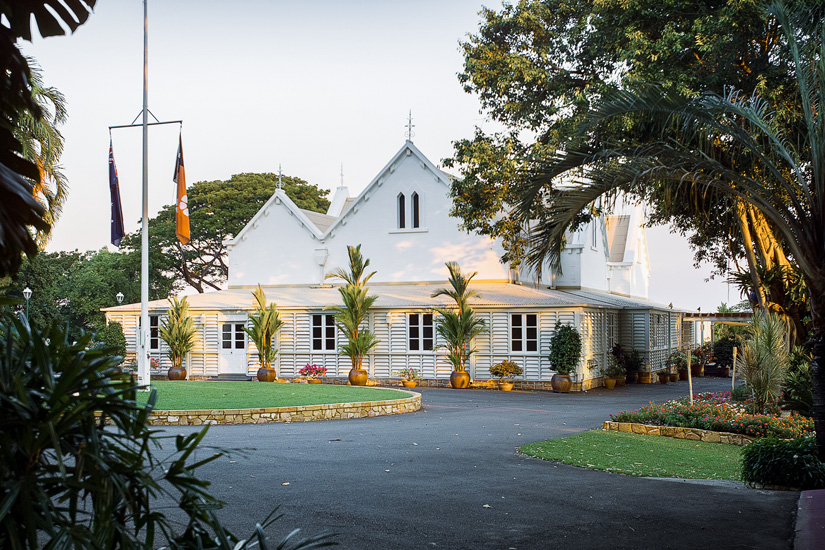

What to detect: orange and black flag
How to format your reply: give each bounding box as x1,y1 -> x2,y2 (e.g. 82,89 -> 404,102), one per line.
173,133 -> 190,244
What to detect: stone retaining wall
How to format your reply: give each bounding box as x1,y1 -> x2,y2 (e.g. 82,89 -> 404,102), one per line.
145,392 -> 420,426
603,420 -> 754,446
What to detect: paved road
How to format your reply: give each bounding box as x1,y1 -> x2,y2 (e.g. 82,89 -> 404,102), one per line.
172,378 -> 797,549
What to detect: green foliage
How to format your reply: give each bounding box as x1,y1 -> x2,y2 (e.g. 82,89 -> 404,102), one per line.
122,172 -> 330,293
783,346 -> 813,416
394,367 -> 419,381
731,384 -> 751,402
243,284 -> 284,372
489,359 -> 523,381
327,245 -> 379,371
737,311 -> 790,414
0,300 -> 334,549
93,320 -> 126,357
602,355 -> 625,378
713,336 -> 738,368
548,322 -> 581,375
7,248 -> 175,340
714,302 -> 751,341
432,262 -> 486,372
741,436 -> 825,490
666,350 -> 697,370
158,296 -> 197,368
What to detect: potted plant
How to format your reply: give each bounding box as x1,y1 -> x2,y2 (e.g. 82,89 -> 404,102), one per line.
158,296 -> 197,381
667,350 -> 695,380
489,359 -> 523,391
602,355 -> 625,389
432,262 -> 486,389
327,245 -> 380,386
692,342 -> 714,377
394,367 -> 420,388
548,322 -> 582,393
611,344 -> 635,383
244,284 -> 284,382
657,369 -> 670,384
299,363 -> 327,383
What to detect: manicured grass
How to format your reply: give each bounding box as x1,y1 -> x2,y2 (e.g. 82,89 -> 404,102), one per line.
520,430 -> 741,480
135,381 -> 407,410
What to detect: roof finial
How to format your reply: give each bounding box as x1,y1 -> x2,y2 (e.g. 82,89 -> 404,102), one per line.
277,164 -> 283,190
405,110 -> 415,141
340,163 -> 345,188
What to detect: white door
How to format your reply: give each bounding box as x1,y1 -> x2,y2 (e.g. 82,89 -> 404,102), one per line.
219,321 -> 248,374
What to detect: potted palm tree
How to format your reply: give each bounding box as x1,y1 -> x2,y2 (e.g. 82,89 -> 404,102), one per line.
158,296 -> 197,381
327,245 -> 380,386
548,322 -> 581,393
432,262 -> 486,389
244,284 -> 284,382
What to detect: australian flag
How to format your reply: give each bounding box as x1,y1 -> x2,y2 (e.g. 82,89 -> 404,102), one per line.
109,138 -> 125,246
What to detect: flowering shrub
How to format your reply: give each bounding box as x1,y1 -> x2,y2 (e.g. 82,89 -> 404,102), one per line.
299,363 -> 327,379
150,358 -> 160,371
610,392 -> 814,439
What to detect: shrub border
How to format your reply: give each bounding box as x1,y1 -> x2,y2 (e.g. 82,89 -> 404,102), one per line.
603,420 -> 754,446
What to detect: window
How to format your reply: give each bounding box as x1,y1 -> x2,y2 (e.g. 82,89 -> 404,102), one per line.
312,314 -> 336,351
397,193 -> 406,229
412,192 -> 420,228
221,323 -> 245,349
408,313 -> 433,351
511,314 -> 538,352
150,315 -> 159,350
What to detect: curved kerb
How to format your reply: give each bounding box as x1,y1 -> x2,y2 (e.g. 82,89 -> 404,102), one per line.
146,389 -> 421,426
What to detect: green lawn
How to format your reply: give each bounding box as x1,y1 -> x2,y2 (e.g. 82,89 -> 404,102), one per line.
135,381 -> 407,410
520,430 -> 741,480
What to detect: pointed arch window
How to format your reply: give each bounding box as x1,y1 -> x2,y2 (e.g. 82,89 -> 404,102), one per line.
397,193 -> 406,229
412,192 -> 420,228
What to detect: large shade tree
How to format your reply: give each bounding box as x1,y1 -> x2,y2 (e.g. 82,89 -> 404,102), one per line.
512,2 -> 825,456
446,0 -> 818,339
121,172 -> 330,292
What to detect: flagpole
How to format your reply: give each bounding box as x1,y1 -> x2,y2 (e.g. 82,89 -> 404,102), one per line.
138,0 -> 150,389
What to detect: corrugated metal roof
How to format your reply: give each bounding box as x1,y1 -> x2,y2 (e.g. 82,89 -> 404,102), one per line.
561,289 -> 680,311
104,283 -> 663,312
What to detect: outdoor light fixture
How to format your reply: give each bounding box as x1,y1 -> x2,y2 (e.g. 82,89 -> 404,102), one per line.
116,292 -> 124,304
22,287 -> 32,319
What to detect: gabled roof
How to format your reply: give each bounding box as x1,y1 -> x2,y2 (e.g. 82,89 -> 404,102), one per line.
225,189 -> 325,245
300,209 -> 336,233
321,140 -> 452,238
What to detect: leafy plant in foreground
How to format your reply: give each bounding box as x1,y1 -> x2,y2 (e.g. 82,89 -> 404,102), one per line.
741,436 -> 825,490
0,300 -> 335,549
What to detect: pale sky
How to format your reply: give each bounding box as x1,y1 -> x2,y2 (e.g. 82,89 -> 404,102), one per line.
21,0 -> 736,311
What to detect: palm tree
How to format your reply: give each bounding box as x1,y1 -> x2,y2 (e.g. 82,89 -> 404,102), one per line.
738,311 -> 790,414
514,1 -> 825,456
14,59 -> 68,248
432,262 -> 486,381
327,245 -> 379,382
158,296 -> 197,377
244,284 -> 284,379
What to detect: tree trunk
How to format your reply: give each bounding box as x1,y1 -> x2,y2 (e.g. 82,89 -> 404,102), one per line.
735,202 -> 767,309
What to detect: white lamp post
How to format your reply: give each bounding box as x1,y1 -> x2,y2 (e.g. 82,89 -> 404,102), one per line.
116,292 -> 124,304
22,287 -> 32,320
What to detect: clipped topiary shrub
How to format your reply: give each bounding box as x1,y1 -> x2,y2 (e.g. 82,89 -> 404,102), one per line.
548,322 -> 582,375
741,436 -> 825,489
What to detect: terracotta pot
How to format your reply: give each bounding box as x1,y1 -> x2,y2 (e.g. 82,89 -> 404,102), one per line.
626,371 -> 639,384
308,378 -> 323,384
615,376 -> 626,387
604,378 -> 616,389
691,363 -> 705,378
669,372 -> 679,383
401,379 -> 418,388
450,370 -> 470,389
678,368 -> 689,381
167,366 -> 187,380
499,380 -> 514,391
257,367 -> 278,382
550,373 -> 572,393
658,373 -> 669,384
348,369 -> 369,386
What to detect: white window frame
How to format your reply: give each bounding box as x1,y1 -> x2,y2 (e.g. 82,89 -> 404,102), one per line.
510,313 -> 539,354
221,321 -> 246,350
407,312 -> 434,352
411,192 -> 420,229
149,315 -> 160,350
397,193 -> 406,229
312,313 -> 337,352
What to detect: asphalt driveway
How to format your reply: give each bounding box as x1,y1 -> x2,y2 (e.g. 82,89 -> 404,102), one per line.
175,378 -> 797,549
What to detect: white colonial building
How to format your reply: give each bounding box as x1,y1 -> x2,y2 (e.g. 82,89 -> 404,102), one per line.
105,140 -> 685,390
